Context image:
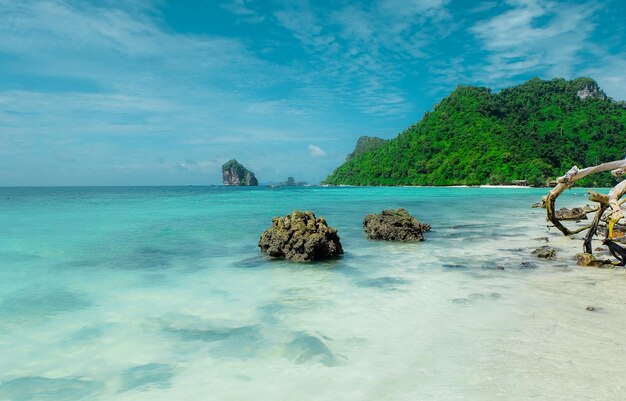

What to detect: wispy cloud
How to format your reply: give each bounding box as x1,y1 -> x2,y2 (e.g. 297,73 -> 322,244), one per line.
273,0 -> 452,117
308,144 -> 326,157
221,0 -> 266,23
469,0 -> 598,83
468,1 -> 498,14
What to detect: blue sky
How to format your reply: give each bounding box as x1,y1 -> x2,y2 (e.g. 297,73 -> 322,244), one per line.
1,0 -> 624,185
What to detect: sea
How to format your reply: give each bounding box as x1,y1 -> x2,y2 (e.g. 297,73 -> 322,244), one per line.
1,186 -> 625,401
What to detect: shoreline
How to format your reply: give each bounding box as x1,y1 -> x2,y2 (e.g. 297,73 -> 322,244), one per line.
479,184 -> 532,188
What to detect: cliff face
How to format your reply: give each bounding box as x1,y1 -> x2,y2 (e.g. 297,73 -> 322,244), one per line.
222,159 -> 258,186
345,136 -> 387,161
573,77 -> 607,100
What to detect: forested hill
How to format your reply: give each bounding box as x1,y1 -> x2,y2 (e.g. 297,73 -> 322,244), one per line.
324,78 -> 626,187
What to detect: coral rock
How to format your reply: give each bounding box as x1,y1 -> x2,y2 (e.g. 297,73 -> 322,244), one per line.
532,246 -> 557,259
363,208 -> 430,241
258,210 -> 343,262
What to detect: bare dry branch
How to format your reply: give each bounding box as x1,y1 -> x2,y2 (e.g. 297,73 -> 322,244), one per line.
545,160 -> 626,236
543,159 -> 626,264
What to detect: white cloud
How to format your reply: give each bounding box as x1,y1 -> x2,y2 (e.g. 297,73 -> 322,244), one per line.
308,144 -> 326,157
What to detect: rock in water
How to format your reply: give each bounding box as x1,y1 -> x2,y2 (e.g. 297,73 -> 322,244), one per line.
258,210 -> 343,262
575,253 -> 614,268
222,159 -> 258,186
532,246 -> 557,259
555,207 -> 588,220
363,208 -> 430,241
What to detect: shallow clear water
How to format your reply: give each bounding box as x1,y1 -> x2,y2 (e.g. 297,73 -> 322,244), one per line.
1,186 -> 625,401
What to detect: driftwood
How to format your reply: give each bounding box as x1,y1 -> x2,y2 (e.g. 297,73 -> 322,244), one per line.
543,160 -> 626,265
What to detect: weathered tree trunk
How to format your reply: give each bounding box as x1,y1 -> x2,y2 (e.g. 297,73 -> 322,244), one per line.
606,177 -> 626,238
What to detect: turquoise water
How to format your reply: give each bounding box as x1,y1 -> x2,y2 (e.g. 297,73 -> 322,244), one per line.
1,186 -> 626,401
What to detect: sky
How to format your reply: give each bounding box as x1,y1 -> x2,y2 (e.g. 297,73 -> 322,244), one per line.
0,0 -> 625,186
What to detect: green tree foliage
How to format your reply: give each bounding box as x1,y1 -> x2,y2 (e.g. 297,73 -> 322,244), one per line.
323,78 -> 626,187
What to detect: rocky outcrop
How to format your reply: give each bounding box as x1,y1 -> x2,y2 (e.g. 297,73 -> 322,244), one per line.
363,208 -> 430,241
345,136 -> 387,161
222,159 -> 258,186
574,78 -> 607,100
258,210 -> 343,262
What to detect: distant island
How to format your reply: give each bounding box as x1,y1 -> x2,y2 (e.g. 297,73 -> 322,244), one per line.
222,159 -> 258,186
324,77 -> 626,187
280,177 -> 307,186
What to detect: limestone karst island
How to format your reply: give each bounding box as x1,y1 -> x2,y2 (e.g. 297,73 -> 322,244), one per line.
3,1 -> 626,401
222,159 -> 258,186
